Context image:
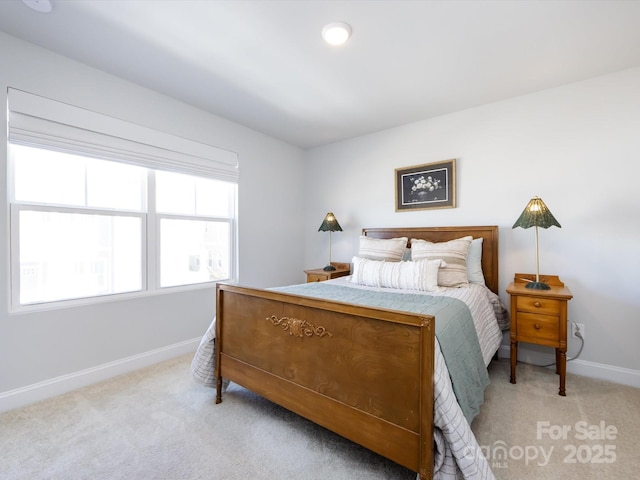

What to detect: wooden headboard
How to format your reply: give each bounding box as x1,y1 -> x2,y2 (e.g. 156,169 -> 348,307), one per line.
362,226 -> 500,295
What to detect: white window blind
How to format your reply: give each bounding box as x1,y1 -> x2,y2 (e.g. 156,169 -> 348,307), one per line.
7,88 -> 239,182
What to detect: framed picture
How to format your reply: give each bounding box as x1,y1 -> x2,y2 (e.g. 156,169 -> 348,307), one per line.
395,159 -> 456,211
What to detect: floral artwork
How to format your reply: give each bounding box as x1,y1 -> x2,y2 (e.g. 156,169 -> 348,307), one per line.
410,175 -> 441,196
395,159 -> 456,211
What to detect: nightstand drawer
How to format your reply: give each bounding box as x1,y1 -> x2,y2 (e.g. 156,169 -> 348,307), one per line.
307,274 -> 326,282
516,296 -> 561,315
517,312 -> 560,343
305,264 -> 350,283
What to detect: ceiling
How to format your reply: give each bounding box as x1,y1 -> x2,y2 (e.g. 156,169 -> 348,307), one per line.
2,0 -> 640,149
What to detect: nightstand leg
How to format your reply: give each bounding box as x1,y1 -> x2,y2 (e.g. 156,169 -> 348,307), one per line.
510,340 -> 518,384
558,349 -> 567,396
555,349 -> 560,374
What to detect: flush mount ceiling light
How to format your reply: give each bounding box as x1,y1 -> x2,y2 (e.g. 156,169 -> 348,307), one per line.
322,22 -> 352,46
21,0 -> 53,13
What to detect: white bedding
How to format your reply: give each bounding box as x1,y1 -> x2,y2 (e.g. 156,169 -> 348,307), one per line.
191,279 -> 500,480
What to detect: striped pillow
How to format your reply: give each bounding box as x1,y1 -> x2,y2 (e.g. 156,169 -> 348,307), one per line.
350,256 -> 445,292
358,236 -> 408,262
410,236 -> 473,287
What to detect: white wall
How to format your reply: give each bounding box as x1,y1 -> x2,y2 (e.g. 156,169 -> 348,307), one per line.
0,33 -> 306,411
304,67 -> 640,385
2,30 -> 638,412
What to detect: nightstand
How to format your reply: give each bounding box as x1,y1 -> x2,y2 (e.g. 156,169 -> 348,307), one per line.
507,274 -> 573,396
304,262 -> 351,282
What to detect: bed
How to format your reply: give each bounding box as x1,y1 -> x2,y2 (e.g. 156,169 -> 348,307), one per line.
192,226 -> 505,480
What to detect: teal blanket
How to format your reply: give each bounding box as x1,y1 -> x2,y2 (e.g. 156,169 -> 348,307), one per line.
272,282 -> 489,423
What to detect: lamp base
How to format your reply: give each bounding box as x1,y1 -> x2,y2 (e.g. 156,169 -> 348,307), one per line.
323,265 -> 336,271
525,281 -> 551,290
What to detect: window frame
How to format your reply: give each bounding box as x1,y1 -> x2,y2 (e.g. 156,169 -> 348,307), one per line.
8,162 -> 238,313
7,89 -> 239,313
154,212 -> 235,289
9,202 -> 149,309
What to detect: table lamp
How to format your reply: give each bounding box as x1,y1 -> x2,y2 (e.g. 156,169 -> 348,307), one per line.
318,212 -> 342,271
512,196 -> 561,290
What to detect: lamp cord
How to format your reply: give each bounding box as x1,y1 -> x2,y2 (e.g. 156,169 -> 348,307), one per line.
531,328 -> 584,368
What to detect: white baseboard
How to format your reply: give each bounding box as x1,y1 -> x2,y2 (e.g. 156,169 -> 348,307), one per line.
497,345 -> 640,389
4,341 -> 637,415
0,338 -> 200,414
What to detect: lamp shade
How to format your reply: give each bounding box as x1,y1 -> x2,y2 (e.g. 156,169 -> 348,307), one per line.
512,197 -> 561,230
512,196 -> 560,290
318,212 -> 343,232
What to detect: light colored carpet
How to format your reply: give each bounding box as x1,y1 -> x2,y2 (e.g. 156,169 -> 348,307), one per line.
1,354 -> 638,479
475,360 -> 640,479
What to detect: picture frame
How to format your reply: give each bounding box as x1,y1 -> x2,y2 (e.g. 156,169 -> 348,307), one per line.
395,159 -> 456,211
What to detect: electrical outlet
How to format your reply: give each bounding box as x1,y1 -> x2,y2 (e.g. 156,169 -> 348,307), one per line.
572,322 -> 585,339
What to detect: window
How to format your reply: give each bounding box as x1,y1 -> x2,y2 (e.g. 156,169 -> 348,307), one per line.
8,89 -> 238,309
16,207 -> 143,304
155,171 -> 235,288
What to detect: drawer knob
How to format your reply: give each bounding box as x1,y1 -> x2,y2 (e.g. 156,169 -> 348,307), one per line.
534,324 -> 541,330
534,301 -> 542,308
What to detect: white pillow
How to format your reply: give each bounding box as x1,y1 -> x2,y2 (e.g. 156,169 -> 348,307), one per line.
350,256 -> 445,292
410,236 -> 472,288
358,236 -> 408,262
402,236 -> 485,284
467,238 -> 485,285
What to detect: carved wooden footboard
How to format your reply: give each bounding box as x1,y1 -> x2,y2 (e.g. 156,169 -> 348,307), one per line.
215,284 -> 436,479
214,225 -> 499,480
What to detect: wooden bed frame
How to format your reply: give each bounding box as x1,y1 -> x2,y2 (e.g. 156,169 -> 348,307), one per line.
215,226 -> 499,480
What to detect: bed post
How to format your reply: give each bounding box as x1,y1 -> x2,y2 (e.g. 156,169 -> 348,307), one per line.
215,283 -> 223,404
419,316 -> 435,480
